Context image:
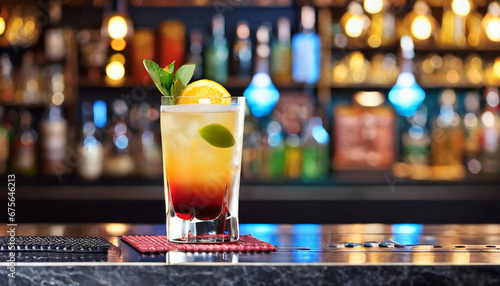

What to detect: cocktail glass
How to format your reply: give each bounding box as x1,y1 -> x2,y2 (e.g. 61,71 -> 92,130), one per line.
160,96 -> 245,243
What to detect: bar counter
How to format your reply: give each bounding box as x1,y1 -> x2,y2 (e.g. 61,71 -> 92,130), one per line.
1,224 -> 500,285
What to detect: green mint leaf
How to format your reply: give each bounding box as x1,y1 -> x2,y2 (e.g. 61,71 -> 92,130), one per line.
171,78 -> 184,97
160,71 -> 172,94
143,59 -> 170,96
166,61 -> 175,73
198,123 -> 235,148
174,63 -> 196,87
160,61 -> 176,94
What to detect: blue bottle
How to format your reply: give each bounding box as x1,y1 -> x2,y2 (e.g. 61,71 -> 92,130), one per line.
292,6 -> 321,84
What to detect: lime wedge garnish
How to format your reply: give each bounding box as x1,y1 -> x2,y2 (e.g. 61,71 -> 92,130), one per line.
199,123 -> 235,148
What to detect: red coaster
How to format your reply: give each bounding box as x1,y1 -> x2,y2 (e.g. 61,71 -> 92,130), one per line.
121,234 -> 276,253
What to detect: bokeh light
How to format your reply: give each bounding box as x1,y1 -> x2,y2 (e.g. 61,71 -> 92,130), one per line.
411,16 -> 432,40
364,0 -> 384,14
345,15 -> 364,38
108,15 -> 128,39
106,61 -> 125,80
452,0 -> 471,17
0,17 -> 5,36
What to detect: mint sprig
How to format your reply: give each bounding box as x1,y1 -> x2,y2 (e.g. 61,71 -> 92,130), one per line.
143,59 -> 195,98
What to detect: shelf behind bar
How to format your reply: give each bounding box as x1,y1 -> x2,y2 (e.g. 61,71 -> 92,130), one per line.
78,78 -> 493,91
11,183 -> 500,201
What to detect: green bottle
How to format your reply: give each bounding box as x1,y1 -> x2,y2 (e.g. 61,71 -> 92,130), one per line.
261,120 -> 286,179
205,14 -> 228,83
302,117 -> 330,180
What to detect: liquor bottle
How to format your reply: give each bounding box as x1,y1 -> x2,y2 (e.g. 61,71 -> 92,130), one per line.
244,23 -> 280,118
271,18 -> 292,84
187,29 -> 203,80
159,20 -> 185,68
439,3 -> 467,47
284,134 -> 302,179
39,102 -> 67,176
104,99 -> 134,177
466,10 -> 483,47
133,103 -> 162,179
231,21 -> 252,78
254,23 -> 272,74
260,120 -> 285,179
302,117 -> 330,180
402,105 -> 431,165
479,87 -> 500,174
430,89 -> 465,167
463,92 -> 481,173
39,66 -> 68,175
45,0 -> 65,63
0,54 -> 15,104
19,52 -> 42,105
242,107 -> 262,180
389,36 -> 425,117
0,107 -> 9,174
292,6 -> 320,84
131,28 -> 155,83
44,0 -> 77,104
77,101 -> 103,180
11,110 -> 38,176
367,2 -> 396,48
205,14 -> 229,83
334,92 -> 395,171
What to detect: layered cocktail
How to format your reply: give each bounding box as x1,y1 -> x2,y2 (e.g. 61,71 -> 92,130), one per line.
143,58 -> 244,243
161,96 -> 245,243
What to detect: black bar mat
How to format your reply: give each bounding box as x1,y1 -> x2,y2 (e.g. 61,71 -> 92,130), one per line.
0,236 -> 112,253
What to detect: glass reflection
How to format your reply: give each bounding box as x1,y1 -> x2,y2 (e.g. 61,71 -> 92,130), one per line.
391,224 -> 423,245
166,252 -> 239,264
240,224 -> 280,247
292,225 -> 321,262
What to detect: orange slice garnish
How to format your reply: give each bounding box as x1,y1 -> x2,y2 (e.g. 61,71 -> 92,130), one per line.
177,79 -> 231,105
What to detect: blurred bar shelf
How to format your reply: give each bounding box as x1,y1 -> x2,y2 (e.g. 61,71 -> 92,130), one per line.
78,76 -> 316,90
12,180 -> 500,201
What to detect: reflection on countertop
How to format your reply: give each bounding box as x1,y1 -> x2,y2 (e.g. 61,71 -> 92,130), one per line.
2,223 -> 500,265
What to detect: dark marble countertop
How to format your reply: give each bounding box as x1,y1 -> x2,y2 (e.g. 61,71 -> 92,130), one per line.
1,223 -> 500,285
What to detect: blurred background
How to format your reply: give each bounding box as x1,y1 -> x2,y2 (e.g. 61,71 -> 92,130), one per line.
1,0 -> 500,224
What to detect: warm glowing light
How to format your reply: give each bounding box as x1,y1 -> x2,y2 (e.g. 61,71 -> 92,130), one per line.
367,35 -> 381,47
466,68 -> 482,84
105,223 -> 128,235
110,53 -> 126,64
110,38 -> 127,51
349,52 -> 365,71
346,16 -> 364,38
452,252 -> 470,264
24,17 -> 35,35
108,16 -> 128,39
493,58 -> 500,78
486,18 -> 500,42
446,70 -> 460,83
422,59 -> 434,73
364,0 -> 384,14
333,64 -> 348,82
353,91 -> 385,107
51,92 -> 65,106
106,61 -> 125,80
452,0 -> 471,16
0,17 -> 5,36
411,16 -> 432,40
349,253 -> 367,264
11,17 -> 22,30
468,33 -> 480,46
